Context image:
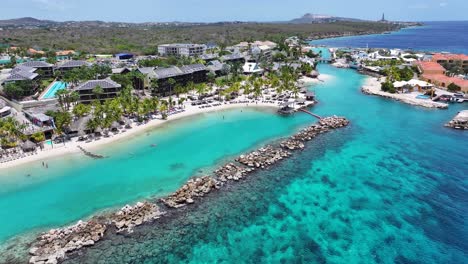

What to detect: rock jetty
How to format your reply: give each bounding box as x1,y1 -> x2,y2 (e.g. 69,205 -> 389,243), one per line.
160,176 -> 219,208
445,110 -> 468,130
112,202 -> 165,233
214,162 -> 254,182
236,146 -> 291,169
29,220 -> 106,264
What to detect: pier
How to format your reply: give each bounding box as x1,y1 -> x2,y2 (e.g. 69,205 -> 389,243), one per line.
299,109 -> 322,119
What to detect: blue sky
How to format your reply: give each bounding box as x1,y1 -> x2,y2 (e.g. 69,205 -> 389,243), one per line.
1,0 -> 466,22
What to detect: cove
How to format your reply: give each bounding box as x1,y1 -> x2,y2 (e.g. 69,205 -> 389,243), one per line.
0,105 -> 315,244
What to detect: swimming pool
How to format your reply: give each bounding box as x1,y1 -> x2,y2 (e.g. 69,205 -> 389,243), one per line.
416,95 -> 430,99
41,81 -> 68,99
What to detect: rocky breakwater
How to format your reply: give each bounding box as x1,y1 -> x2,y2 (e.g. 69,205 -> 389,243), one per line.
214,162 -> 254,182
161,176 -> 219,208
112,202 -> 165,233
29,220 -> 106,264
445,110 -> 468,130
236,146 -> 291,169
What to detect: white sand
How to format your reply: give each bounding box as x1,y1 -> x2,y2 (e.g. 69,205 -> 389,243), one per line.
361,77 -> 449,109
299,74 -> 334,85
0,101 -> 282,170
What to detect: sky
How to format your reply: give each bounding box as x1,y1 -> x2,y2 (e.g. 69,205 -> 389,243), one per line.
1,0 -> 467,22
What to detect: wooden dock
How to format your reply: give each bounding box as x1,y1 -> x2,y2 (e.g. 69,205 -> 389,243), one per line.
299,109 -> 322,119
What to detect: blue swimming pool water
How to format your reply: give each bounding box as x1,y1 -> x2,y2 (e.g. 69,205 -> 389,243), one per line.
42,81 -> 67,99
416,95 -> 430,99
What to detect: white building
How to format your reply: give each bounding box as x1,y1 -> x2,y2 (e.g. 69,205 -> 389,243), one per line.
158,44 -> 207,57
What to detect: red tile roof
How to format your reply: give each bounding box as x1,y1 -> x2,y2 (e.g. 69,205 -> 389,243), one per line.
421,74 -> 468,89
417,61 -> 446,73
432,53 -> 468,62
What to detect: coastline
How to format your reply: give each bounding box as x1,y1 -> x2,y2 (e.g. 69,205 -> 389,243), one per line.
360,76 -> 449,109
0,102 -> 280,170
26,116 -> 350,264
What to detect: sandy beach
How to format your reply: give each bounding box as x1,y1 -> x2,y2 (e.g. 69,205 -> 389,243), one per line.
0,101 -> 282,170
361,77 -> 449,109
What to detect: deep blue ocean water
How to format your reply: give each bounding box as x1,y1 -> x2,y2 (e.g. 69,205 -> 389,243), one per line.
312,21 -> 468,54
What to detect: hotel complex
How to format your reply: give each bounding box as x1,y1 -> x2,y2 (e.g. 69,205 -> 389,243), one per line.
157,44 -> 207,57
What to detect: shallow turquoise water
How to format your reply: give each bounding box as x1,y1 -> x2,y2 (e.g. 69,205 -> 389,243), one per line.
62,65 -> 467,264
0,107 -> 312,244
2,64 -> 467,263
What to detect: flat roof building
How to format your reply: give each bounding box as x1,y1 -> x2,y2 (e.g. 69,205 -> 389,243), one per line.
158,44 -> 206,57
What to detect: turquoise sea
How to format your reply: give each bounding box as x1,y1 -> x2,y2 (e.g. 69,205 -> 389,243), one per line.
1,63 -> 468,262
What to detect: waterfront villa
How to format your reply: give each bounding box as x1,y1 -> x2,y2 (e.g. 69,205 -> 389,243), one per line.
393,79 -> 433,92
74,79 -> 122,103
157,44 -> 207,57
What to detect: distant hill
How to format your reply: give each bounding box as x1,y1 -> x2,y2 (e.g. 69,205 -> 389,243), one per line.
289,13 -> 365,24
0,17 -> 57,27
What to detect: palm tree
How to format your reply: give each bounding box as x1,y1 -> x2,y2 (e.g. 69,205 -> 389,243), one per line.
150,79 -> 159,96
92,85 -> 104,101
167,78 -> 176,97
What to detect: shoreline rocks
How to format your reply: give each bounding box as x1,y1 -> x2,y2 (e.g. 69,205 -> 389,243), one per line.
214,163 -> 254,182
160,176 -> 219,208
112,202 -> 165,233
29,220 -> 106,264
445,110 -> 468,130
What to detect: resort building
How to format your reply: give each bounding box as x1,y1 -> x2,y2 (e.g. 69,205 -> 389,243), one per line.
137,64 -> 208,96
4,65 -> 39,83
220,53 -> 245,64
417,61 -> 446,75
431,53 -> 468,68
18,61 -> 54,77
111,67 -> 131,75
200,53 -> 219,62
207,60 -> 224,76
55,60 -> 91,73
157,44 -> 207,57
417,61 -> 468,92
74,78 -> 122,103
